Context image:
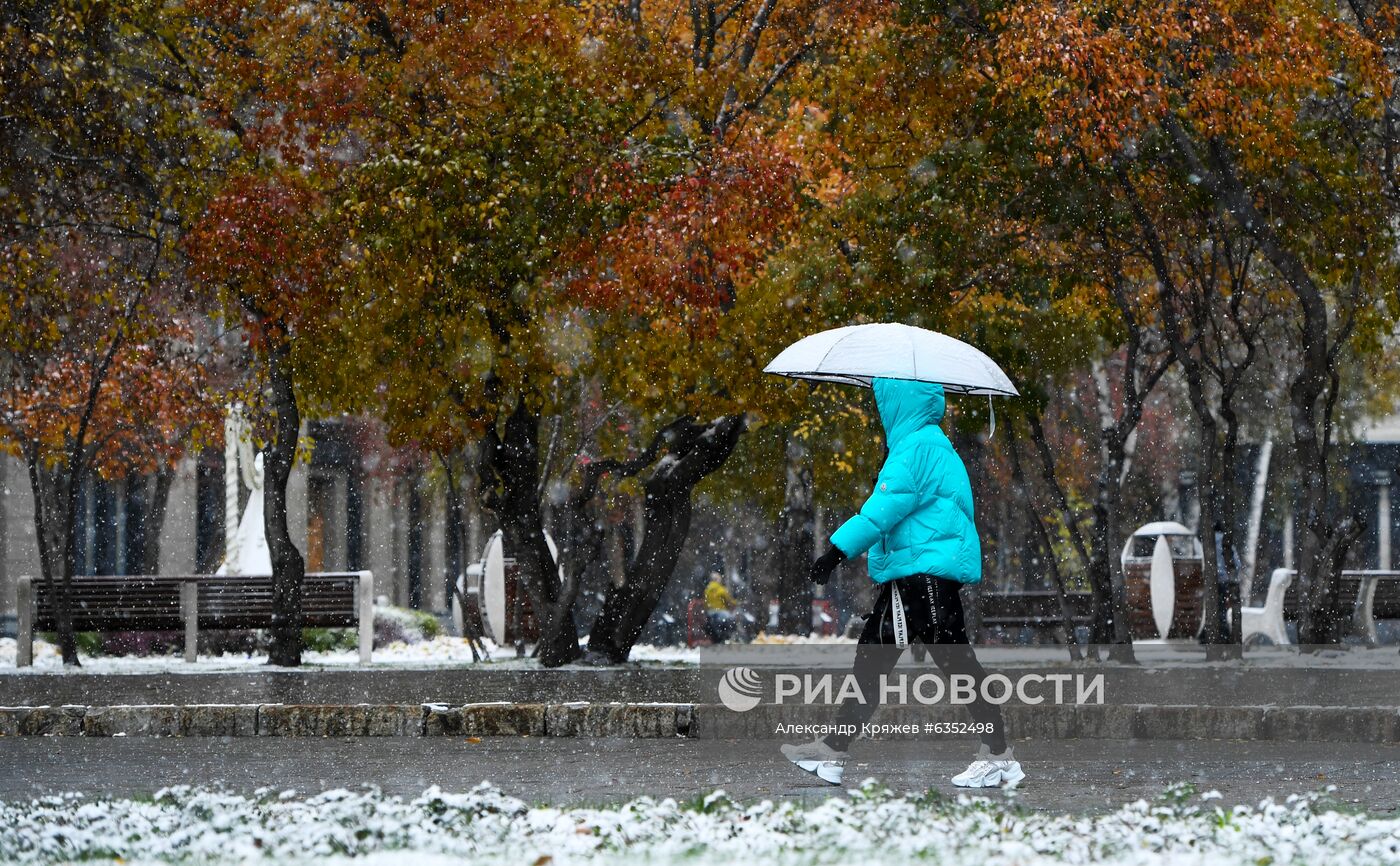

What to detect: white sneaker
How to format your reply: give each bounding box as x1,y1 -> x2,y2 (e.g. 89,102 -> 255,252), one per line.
781,738 -> 848,785
951,746 -> 1025,789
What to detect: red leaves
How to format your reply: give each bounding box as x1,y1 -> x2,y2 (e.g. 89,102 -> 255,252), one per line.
184,173 -> 337,340
567,133 -> 804,318
0,233 -> 218,478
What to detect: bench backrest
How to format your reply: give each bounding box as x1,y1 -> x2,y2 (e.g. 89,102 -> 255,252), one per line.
34,576 -> 185,631
197,574 -> 359,629
1282,574 -> 1359,617
1373,574 -> 1400,620
1281,570 -> 1400,619
978,591 -> 1094,625
31,573 -> 363,631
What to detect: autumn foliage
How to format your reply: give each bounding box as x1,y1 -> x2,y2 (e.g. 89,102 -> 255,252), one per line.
0,236 -> 215,477
183,173 -> 337,343
6,0 -> 1400,666
567,132 -> 805,316
992,0 -> 1387,163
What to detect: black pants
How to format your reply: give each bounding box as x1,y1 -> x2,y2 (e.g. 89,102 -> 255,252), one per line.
705,611 -> 734,643
824,575 -> 1007,753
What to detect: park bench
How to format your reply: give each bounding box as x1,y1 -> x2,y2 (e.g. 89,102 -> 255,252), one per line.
976,591 -> 1094,642
14,571 -> 374,666
1239,567 -> 1400,646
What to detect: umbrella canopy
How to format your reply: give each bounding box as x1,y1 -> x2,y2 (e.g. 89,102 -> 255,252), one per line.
763,323 -> 1019,396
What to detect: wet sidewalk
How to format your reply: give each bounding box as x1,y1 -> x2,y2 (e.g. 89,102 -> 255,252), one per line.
5,650 -> 1400,707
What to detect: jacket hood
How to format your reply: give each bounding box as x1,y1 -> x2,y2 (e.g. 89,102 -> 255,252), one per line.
873,378 -> 946,446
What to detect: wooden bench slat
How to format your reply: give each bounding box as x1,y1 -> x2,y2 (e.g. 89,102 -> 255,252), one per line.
1281,573 -> 1400,615
18,572 -> 375,665
30,573 -> 365,632
977,593 -> 1094,638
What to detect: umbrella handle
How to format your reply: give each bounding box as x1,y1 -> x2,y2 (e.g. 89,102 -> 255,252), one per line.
988,395 -> 996,438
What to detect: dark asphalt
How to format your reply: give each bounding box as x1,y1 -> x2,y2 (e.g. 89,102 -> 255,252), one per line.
2,737 -> 1397,814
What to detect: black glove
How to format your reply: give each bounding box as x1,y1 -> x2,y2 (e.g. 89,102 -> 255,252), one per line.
808,546 -> 846,586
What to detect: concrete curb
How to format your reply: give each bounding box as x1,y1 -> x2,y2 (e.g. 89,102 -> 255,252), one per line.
0,702 -> 693,738
0,702 -> 1396,741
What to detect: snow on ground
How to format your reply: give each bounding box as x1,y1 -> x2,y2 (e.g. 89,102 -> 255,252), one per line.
4,635 -> 1400,675
0,636 -> 699,673
0,782 -> 1397,865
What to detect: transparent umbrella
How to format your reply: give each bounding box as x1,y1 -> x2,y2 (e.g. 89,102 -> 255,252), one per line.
763,322 -> 1019,395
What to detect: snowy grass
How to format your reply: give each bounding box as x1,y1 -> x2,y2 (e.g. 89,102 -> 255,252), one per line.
5,634 -> 1400,676
1,782 -> 1397,865
0,636 -> 700,673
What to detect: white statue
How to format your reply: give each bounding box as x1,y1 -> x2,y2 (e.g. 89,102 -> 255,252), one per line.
216,405 -> 272,576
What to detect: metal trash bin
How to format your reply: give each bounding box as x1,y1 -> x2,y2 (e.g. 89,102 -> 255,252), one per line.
1120,521 -> 1204,640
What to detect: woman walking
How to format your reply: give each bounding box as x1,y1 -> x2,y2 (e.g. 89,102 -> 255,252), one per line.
780,377 -> 1022,788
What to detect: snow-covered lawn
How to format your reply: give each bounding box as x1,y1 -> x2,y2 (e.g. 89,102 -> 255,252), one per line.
5,634 -> 1400,676
0,782 -> 1396,865
0,637 -> 699,673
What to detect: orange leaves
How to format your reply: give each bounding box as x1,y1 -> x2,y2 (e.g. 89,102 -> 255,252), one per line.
0,227 -> 218,477
4,330 -> 215,477
192,0 -> 606,166
990,0 -> 1386,164
566,132 -> 805,321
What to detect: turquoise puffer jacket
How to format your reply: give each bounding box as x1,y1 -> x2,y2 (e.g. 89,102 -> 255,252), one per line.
828,378 -> 981,584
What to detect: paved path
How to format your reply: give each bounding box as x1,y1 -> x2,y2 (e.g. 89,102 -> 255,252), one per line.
3,737 -> 1398,814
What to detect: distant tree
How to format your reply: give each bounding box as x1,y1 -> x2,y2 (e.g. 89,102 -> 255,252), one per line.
183,0 -> 409,665
748,5 -> 1172,660
184,171 -> 342,666
208,0 -> 895,665
0,0 -> 223,664
182,0 -> 659,665
994,0 -> 1400,645
561,0 -> 893,663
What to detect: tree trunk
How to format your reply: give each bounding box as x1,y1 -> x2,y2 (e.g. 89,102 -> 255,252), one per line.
1290,369 -> 1347,645
547,423 -> 674,650
1240,438 -> 1273,599
1088,355 -> 1151,662
264,339 -> 306,667
439,450 -> 488,655
19,327 -> 129,666
1007,434 -> 1083,661
1168,342 -> 1223,651
443,455 -> 464,607
1023,408 -> 1126,660
586,414 -> 746,663
25,452 -> 80,665
1193,435 -> 1224,648
465,446 -> 483,566
586,480 -> 695,660
1215,400 -> 1245,657
1113,156 -> 1254,657
479,397 -> 581,667
1087,466 -> 1138,661
777,436 -> 814,635
1158,118 -> 1359,647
